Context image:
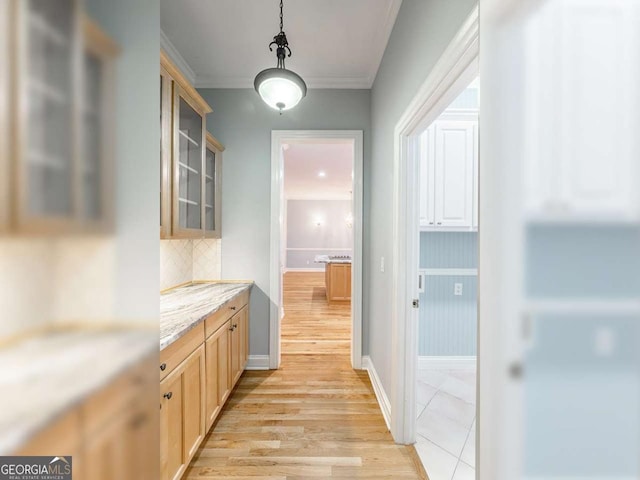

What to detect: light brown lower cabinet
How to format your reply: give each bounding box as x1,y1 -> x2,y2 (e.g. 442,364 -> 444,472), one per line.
15,353 -> 158,480
160,291 -> 250,480
205,319 -> 231,430
325,263 -> 352,304
160,345 -> 205,480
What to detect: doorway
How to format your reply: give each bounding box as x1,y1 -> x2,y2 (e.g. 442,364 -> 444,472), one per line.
388,0 -> 478,455
413,77 -> 479,480
270,130 -> 364,369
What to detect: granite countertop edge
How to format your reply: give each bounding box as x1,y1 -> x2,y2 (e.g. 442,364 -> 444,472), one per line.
0,330 -> 157,455
160,281 -> 254,351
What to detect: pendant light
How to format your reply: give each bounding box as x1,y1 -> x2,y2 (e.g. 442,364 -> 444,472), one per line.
254,0 -> 307,113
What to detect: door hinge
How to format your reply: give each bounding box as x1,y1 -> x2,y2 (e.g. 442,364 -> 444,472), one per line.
412,299 -> 420,308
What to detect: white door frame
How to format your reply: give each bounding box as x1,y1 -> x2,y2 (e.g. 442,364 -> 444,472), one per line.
390,6 -> 479,444
270,130 -> 364,370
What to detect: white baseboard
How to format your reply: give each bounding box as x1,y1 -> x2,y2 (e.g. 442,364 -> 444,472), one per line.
418,356 -> 476,370
362,356 -> 391,431
246,355 -> 270,370
283,268 -> 324,273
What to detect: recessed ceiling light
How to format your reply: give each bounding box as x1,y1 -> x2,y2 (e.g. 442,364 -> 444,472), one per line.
318,171 -> 326,178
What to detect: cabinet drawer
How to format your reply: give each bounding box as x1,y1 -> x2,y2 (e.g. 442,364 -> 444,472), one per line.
205,290 -> 249,338
160,322 -> 204,380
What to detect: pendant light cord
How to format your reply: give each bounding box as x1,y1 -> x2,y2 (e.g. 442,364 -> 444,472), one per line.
268,0 -> 292,69
280,0 -> 284,33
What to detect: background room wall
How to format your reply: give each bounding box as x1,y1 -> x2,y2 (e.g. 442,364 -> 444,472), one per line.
369,0 -> 477,393
286,199 -> 353,270
419,233 -> 477,356
198,88 -> 371,356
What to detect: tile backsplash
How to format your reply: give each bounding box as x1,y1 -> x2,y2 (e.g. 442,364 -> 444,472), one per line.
160,238 -> 221,290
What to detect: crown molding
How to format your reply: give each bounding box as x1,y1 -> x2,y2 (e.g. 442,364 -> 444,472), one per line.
194,74 -> 373,90
369,0 -> 403,88
160,29 -> 196,85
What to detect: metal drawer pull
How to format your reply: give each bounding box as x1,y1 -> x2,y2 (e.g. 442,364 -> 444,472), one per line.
230,306 -> 237,311
160,363 -> 167,371
163,392 -> 173,400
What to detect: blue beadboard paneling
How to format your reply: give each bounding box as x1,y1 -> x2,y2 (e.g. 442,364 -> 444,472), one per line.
419,232 -> 478,356
420,232 -> 478,268
526,225 -> 640,299
419,275 -> 477,356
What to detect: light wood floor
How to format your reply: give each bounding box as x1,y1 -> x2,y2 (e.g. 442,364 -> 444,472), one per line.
281,272 -> 351,356
184,272 -> 427,479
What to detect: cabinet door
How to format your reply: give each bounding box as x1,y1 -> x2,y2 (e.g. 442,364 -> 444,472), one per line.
205,320 -> 231,429
160,68 -> 173,238
236,306 -> 249,371
14,0 -> 80,231
472,122 -> 479,230
80,19 -> 118,232
84,414 -> 128,480
204,135 -> 222,238
182,345 -> 205,462
160,369 -> 184,480
434,121 -> 474,228
230,313 -> 241,386
419,126 -> 436,228
172,85 -> 206,238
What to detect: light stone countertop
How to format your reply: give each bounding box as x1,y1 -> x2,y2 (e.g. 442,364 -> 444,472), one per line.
314,254 -> 352,264
0,329 -> 157,455
160,282 -> 253,350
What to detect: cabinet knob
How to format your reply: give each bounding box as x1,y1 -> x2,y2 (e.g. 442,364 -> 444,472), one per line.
233,323 -> 238,328
437,222 -> 442,225
230,306 -> 237,311
229,326 -> 235,331
163,392 -> 173,400
429,222 -> 434,225
160,363 -> 167,371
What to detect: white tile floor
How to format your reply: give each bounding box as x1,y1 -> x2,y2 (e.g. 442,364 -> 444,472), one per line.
415,366 -> 476,480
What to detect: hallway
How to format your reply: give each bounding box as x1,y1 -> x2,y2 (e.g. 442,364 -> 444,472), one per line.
282,271 -> 351,356
184,272 -> 427,479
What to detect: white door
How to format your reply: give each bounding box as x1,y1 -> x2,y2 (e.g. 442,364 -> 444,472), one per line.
434,121 -> 474,228
419,126 -> 436,228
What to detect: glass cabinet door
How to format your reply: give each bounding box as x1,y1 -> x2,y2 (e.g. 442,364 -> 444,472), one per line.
173,87 -> 205,236
21,0 -> 78,223
160,69 -> 173,238
81,48 -> 103,222
204,134 -> 222,238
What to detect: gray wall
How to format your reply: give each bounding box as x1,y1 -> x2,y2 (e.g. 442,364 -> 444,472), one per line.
369,0 -> 477,392
198,89 -> 371,355
419,233 -> 477,356
286,199 -> 352,269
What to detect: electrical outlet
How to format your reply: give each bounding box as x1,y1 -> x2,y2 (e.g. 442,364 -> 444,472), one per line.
454,283 -> 463,296
380,256 -> 385,273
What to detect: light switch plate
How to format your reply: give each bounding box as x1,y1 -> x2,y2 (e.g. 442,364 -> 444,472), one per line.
454,283 -> 463,296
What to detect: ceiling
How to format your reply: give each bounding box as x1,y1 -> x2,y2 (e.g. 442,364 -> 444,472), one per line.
160,0 -> 402,89
283,143 -> 353,200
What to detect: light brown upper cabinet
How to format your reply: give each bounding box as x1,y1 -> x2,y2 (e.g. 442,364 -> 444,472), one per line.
160,52 -> 223,239
8,0 -> 118,234
204,133 -> 223,238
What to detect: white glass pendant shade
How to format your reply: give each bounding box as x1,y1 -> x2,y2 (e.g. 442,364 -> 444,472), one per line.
254,68 -> 307,112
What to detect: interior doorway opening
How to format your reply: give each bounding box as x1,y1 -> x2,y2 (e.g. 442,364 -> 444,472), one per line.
270,131 -> 364,369
389,1 -> 478,456
413,77 -> 479,479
